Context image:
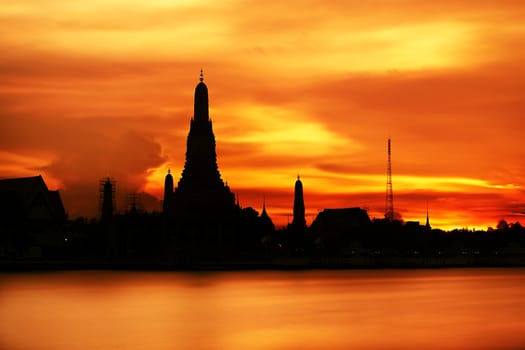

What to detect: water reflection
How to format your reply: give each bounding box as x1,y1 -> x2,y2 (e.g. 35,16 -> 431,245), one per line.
1,269 -> 525,349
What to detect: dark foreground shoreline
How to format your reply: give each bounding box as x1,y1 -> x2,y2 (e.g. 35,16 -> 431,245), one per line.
2,256 -> 525,272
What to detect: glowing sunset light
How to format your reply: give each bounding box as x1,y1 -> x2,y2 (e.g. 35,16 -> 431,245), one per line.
225,107 -> 358,156
1,0 -> 524,230
303,21 -> 477,72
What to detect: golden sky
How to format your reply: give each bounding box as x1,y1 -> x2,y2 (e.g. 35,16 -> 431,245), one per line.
1,0 -> 524,230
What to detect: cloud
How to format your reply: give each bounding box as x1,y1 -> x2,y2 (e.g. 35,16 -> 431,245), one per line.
0,113 -> 167,217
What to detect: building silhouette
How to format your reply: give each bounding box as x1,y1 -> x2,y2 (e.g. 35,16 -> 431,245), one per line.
100,177 -> 115,221
164,70 -> 238,256
310,207 -> 371,252
259,198 -> 275,234
0,175 -> 66,224
292,175 -> 306,230
283,175 -> 307,252
0,175 -> 66,257
167,70 -> 236,213
163,169 -> 174,214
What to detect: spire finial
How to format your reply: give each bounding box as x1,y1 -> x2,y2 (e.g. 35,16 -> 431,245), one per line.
168,167 -> 171,174
200,68 -> 204,82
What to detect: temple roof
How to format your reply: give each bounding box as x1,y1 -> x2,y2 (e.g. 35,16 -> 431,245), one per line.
0,175 -> 66,222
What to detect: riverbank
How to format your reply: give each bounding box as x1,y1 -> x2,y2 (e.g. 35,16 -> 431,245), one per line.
2,254 -> 525,271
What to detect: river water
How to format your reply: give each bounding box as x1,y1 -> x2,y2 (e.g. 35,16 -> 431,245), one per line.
1,268 -> 525,349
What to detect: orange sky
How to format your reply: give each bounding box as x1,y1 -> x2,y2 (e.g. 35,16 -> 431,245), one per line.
1,0 -> 524,230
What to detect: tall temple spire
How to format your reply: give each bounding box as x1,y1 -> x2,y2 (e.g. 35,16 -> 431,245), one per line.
173,70 -> 235,214
292,175 -> 306,229
167,71 -> 238,257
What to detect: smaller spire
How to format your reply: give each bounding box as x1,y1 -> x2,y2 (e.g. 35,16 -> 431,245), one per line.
425,202 -> 431,229
200,68 -> 204,82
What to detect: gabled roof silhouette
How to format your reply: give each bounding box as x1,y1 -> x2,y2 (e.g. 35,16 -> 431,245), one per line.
310,208 -> 371,234
0,175 -> 66,222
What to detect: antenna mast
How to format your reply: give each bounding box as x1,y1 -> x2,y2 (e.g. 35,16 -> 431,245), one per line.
385,138 -> 394,221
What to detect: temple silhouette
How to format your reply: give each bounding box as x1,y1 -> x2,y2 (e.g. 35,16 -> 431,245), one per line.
164,70 -> 236,214
1,71 -> 525,268
0,176 -> 67,258
163,70 -> 239,258
292,175 -> 306,231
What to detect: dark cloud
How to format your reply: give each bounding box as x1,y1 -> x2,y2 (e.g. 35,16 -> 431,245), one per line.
0,113 -> 167,218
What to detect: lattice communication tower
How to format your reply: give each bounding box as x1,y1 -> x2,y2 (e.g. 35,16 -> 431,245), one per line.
385,138 -> 394,221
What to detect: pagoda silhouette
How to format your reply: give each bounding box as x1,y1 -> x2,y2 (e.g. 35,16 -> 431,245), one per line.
164,70 -> 238,257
